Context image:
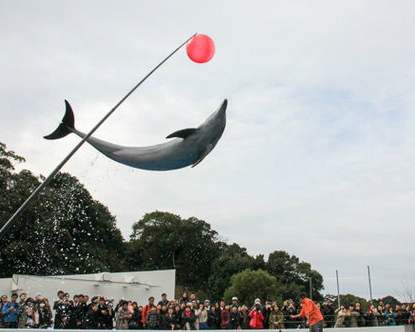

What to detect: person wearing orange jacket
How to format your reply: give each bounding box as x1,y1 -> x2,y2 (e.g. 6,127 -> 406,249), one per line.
290,293 -> 324,332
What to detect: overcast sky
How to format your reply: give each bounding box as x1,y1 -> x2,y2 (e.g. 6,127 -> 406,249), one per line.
1,0 -> 415,301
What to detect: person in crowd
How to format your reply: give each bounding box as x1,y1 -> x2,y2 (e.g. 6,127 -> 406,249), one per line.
158,293 -> 170,307
83,302 -> 100,329
334,306 -> 348,328
218,300 -> 225,314
165,306 -> 179,330
239,305 -> 250,329
203,299 -> 211,310
2,293 -> 20,328
196,302 -> 209,329
55,292 -> 73,329
377,305 -> 386,325
400,304 -> 411,325
283,300 -> 299,328
409,304 -> 415,325
18,297 -> 36,328
128,302 -> 142,329
347,304 -> 359,327
175,304 -> 183,329
208,305 -> 220,329
98,297 -> 114,329
228,304 -> 241,329
320,299 -> 334,328
263,301 -> 272,328
182,303 -> 196,330
231,297 -> 239,309
355,302 -> 365,327
19,293 -> 27,306
385,306 -> 397,326
116,301 -> 132,330
365,304 -> 380,326
145,305 -> 161,330
53,290 -> 65,329
179,292 -> 189,306
142,296 -> 155,328
220,304 -> 230,329
269,304 -> 285,329
248,301 -> 264,329
0,295 -> 8,328
37,299 -> 52,329
75,294 -> 88,328
290,293 -> 324,332
189,293 -> 199,306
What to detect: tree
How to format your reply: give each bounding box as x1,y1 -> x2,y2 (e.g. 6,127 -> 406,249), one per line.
266,251 -> 324,300
325,294 -> 371,310
208,242 -> 256,300
0,141 -> 125,277
128,211 -> 219,290
224,269 -> 282,306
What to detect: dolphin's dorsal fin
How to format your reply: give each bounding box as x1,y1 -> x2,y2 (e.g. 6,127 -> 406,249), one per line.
166,128 -> 197,139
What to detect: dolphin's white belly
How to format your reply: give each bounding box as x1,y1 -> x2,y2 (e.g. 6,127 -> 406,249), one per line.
86,135 -> 200,171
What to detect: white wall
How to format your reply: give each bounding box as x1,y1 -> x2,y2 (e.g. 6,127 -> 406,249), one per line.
0,269 -> 175,306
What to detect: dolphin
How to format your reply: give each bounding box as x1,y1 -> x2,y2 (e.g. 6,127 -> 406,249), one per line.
44,99 -> 227,171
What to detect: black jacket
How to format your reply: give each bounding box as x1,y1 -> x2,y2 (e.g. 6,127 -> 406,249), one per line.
83,308 -> 100,329
228,311 -> 241,329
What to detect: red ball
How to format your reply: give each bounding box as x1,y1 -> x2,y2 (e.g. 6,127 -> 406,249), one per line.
186,34 -> 215,63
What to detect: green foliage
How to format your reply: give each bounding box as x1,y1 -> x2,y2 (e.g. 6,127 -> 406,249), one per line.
128,211 -> 219,290
207,242 -> 256,300
266,251 -> 324,301
325,294 -> 371,310
0,142 -> 125,277
224,269 -> 282,306
375,295 -> 401,307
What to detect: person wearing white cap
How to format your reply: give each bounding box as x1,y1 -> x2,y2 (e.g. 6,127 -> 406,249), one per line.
231,297 -> 238,308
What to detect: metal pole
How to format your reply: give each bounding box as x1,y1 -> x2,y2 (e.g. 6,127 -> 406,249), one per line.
309,277 -> 312,300
0,33 -> 197,238
336,270 -> 340,308
367,265 -> 373,304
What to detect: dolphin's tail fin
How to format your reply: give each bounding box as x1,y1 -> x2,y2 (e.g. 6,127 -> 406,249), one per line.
44,100 -> 75,140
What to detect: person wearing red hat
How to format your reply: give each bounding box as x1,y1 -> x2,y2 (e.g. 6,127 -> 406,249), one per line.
291,293 -> 324,332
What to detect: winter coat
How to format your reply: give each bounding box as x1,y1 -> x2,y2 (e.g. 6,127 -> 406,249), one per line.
116,307 -> 131,330
239,311 -> 250,329
248,309 -> 264,329
347,310 -> 360,327
335,310 -> 347,328
385,311 -> 397,326
228,311 -> 241,329
208,310 -> 220,329
18,303 -> 36,328
268,310 -> 285,329
196,308 -> 209,324
165,312 -> 179,330
37,307 -> 52,329
83,308 -> 100,329
145,310 -> 160,329
182,310 -> 196,330
220,309 -> 229,329
2,302 -> 20,323
129,308 -> 142,329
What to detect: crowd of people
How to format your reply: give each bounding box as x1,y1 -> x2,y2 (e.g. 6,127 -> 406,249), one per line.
1,290 -> 415,329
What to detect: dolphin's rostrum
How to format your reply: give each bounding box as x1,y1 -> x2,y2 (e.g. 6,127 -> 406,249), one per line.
44,100 -> 227,171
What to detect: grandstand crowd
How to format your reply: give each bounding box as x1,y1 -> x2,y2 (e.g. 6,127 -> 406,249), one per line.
1,291 -> 415,329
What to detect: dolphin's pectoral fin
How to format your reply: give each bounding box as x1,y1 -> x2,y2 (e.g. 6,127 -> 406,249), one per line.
192,144 -> 214,168
166,128 -> 197,139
